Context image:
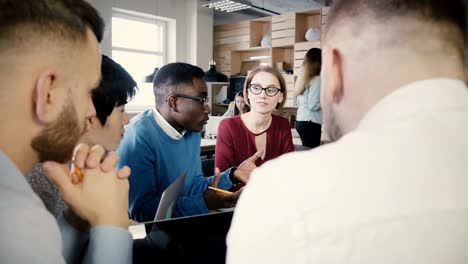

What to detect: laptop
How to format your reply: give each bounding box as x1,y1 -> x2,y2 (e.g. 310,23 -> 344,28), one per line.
153,171 -> 187,221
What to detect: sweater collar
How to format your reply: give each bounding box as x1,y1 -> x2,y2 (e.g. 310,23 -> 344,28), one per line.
152,107 -> 186,140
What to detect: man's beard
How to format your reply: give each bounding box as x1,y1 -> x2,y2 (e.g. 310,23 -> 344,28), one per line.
323,104 -> 343,143
31,100 -> 84,163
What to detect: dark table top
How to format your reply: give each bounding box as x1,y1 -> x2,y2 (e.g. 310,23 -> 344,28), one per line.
133,210 -> 234,264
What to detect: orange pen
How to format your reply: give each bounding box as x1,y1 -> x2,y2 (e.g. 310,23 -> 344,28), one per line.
75,167 -> 83,181
208,186 -> 233,195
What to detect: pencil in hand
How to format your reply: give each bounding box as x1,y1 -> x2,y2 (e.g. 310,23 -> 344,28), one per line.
75,167 -> 83,181
208,186 -> 233,195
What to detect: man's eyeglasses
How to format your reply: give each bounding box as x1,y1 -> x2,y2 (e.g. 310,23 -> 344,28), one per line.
248,84 -> 282,97
173,94 -> 210,107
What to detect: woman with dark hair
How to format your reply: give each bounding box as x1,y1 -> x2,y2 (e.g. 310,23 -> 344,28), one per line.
295,48 -> 322,148
216,66 -> 294,182
223,91 -> 250,117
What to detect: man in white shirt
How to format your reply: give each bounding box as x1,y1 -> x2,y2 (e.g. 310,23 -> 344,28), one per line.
0,1 -> 133,263
227,0 -> 468,263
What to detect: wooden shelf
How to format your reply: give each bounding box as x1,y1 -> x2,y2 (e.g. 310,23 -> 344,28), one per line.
241,58 -> 270,62
207,83 -> 230,116
295,12 -> 321,43
250,19 -> 271,48
235,46 -> 271,52
231,49 -> 271,75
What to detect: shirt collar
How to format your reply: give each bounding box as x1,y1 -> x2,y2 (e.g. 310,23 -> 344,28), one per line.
357,78 -> 467,131
152,107 -> 186,140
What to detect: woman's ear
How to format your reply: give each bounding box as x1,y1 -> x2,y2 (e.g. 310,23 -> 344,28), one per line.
33,71 -> 61,125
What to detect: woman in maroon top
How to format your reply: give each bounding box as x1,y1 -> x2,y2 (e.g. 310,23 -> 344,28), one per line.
215,66 -> 294,178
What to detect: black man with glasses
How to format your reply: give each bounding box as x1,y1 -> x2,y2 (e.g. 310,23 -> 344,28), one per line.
117,62 -> 262,222
215,66 -> 294,188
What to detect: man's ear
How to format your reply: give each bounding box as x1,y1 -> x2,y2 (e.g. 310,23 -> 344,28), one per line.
323,47 -> 344,105
33,71 -> 61,125
167,95 -> 178,112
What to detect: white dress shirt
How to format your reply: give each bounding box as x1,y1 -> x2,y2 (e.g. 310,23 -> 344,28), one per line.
227,78 -> 468,264
153,107 -> 185,139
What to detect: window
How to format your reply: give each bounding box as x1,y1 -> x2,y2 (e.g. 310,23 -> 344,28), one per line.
112,9 -> 167,112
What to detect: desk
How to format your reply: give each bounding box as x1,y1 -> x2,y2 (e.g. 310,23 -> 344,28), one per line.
201,138 -> 216,157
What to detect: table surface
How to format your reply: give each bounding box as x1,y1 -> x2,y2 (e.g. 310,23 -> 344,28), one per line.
132,211 -> 234,264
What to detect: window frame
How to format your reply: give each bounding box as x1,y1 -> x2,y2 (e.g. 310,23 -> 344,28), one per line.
112,8 -> 167,64
111,8 -> 169,113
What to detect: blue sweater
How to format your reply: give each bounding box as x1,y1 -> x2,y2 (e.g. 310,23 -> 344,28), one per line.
117,109 -> 233,222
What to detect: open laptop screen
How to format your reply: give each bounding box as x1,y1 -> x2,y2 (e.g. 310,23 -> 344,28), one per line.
154,171 -> 187,221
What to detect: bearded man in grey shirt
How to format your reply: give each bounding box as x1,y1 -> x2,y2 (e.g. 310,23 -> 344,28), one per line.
0,1 -> 133,263
26,55 -> 138,218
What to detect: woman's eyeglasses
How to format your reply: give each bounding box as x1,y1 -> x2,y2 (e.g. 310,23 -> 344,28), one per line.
173,94 -> 210,107
248,84 -> 282,97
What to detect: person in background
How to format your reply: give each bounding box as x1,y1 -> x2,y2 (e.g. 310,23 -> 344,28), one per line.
117,62 -> 261,222
294,48 -> 322,148
26,55 -> 138,217
0,1 -> 133,263
215,66 -> 294,176
227,0 -> 468,263
223,91 -> 250,117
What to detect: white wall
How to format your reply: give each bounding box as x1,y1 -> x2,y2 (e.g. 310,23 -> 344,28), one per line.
196,0 -> 214,70
87,0 -> 215,111
87,0 -> 213,68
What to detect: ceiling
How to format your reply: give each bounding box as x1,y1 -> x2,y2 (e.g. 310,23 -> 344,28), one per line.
211,0 -> 331,25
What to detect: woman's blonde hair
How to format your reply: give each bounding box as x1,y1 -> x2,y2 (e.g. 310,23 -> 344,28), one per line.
296,48 -> 321,95
243,66 -> 287,110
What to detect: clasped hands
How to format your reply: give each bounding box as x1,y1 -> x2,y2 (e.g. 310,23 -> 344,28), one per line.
42,143 -> 131,230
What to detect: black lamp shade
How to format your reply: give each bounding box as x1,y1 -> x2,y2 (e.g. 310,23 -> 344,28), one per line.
144,68 -> 159,83
203,61 -> 228,82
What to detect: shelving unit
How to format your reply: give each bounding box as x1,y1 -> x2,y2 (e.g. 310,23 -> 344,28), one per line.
213,21 -> 251,77
272,47 -> 294,71
295,10 -> 321,43
282,74 -> 296,107
206,82 -> 230,116
271,13 -> 295,47
231,47 -> 270,75
250,17 -> 271,48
